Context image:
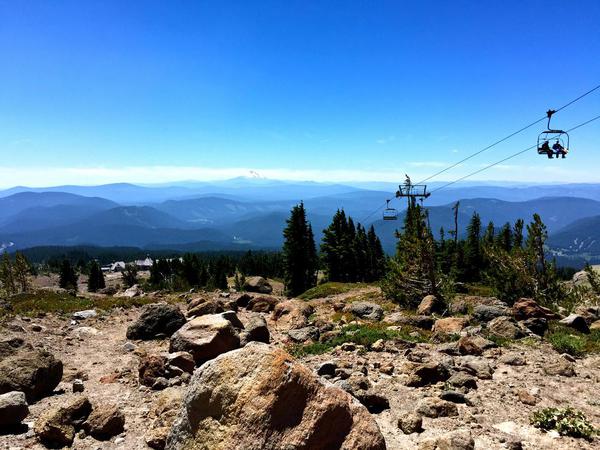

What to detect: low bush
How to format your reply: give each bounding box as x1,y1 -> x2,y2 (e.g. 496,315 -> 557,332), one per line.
530,407 -> 596,439
546,324 -> 600,356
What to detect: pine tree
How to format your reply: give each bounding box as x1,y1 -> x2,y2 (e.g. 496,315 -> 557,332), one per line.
87,260 -> 105,292
367,225 -> 385,281
121,263 -> 138,288
513,219 -> 524,249
283,202 -> 318,297
59,259 -> 78,291
321,209 -> 347,281
382,200 -> 441,307
483,221 -> 495,246
463,212 -> 482,281
0,253 -> 16,296
496,222 -> 513,252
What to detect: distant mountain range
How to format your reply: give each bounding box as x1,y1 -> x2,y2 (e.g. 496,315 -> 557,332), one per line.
2,179 -> 600,260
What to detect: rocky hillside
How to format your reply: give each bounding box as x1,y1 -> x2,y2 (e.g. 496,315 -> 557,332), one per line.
0,282 -> 599,449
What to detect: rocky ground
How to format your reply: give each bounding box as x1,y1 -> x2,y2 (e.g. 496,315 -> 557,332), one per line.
0,280 -> 599,449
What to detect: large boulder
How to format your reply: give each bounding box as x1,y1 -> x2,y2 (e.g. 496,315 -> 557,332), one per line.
272,300 -> 314,329
169,313 -> 240,365
406,362 -> 451,387
487,316 -> 527,340
83,403 -> 125,440
126,303 -> 186,340
0,338 -> 63,402
240,314 -> 270,346
347,302 -> 384,321
243,276 -> 273,294
34,396 -> 92,448
432,317 -> 469,334
512,298 -> 560,321
247,296 -> 279,312
187,298 -> 224,318
146,388 -> 184,450
473,304 -> 508,322
384,313 -> 434,330
559,314 -> 590,334
165,343 -> 386,450
0,391 -> 29,426
417,295 -> 444,316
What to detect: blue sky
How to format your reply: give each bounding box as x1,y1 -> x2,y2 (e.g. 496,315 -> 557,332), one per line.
1,0 -> 599,187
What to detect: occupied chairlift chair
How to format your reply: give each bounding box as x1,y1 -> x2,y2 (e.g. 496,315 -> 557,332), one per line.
537,109 -> 569,159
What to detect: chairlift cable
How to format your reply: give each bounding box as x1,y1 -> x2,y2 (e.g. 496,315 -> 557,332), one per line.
415,82 -> 600,185
429,113 -> 600,194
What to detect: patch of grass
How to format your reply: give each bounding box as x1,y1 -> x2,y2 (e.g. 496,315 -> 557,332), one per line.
298,282 -> 370,300
531,407 -> 597,440
465,283 -> 494,297
288,323 -> 429,357
486,334 -> 514,347
546,323 -> 600,357
1,290 -> 160,318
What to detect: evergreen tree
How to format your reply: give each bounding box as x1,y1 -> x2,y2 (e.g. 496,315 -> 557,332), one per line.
366,225 -> 386,281
513,219 -> 524,249
59,259 -> 78,291
87,260 -> 105,292
122,263 -> 138,288
382,200 -> 441,307
496,222 -> 513,252
463,212 -> 482,281
0,253 -> 16,296
13,252 -> 31,293
321,210 -> 347,281
282,202 -> 318,297
483,221 -> 495,246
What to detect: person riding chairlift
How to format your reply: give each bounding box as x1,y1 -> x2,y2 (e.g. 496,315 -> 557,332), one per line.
539,140 -> 553,159
552,139 -> 567,159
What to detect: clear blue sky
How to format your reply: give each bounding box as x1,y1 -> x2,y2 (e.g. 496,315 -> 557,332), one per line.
1,0 -> 599,187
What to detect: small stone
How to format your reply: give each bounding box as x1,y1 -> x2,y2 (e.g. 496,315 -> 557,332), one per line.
341,342 -> 356,351
397,412 -> 423,434
73,379 -> 85,393
371,339 -> 385,352
516,389 -> 538,405
72,310 -> 97,320
440,390 -> 470,404
0,391 -> 29,426
316,361 -> 337,377
416,397 -> 459,418
83,404 -> 125,440
123,342 -> 137,352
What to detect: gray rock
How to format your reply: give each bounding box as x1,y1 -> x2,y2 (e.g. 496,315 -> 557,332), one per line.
288,326 -> 320,343
521,317 -> 548,336
417,295 -> 444,315
473,305 -> 508,322
0,391 -> 29,426
348,302 -> 384,321
126,303 -> 186,340
243,276 -> 273,294
240,314 -> 270,345
447,372 -> 478,391
559,314 -> 590,334
458,356 -> 494,379
72,379 -> 85,393
383,313 -> 434,330
406,362 -> 451,387
72,309 -> 97,320
316,361 -> 337,377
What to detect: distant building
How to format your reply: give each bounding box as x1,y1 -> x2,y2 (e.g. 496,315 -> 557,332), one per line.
135,256 -> 153,271
111,261 -> 127,272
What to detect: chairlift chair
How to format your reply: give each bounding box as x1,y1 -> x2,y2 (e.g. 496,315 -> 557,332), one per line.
383,199 -> 398,221
537,110 -> 569,159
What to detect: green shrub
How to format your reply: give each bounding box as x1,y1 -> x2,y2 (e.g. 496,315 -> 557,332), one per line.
547,324 -> 600,356
531,407 -> 596,439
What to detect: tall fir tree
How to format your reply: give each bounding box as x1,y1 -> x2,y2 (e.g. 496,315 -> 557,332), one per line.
366,225 -> 386,281
513,219 -> 524,250
463,212 -> 482,281
282,202 -> 318,297
59,259 -> 78,291
87,260 -> 105,292
0,253 -> 16,296
13,252 -> 31,293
